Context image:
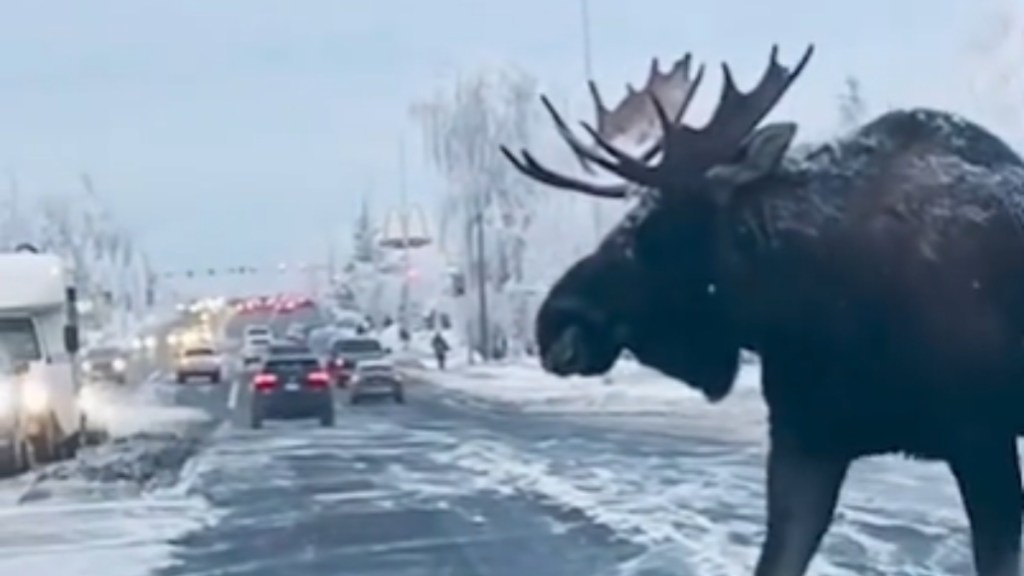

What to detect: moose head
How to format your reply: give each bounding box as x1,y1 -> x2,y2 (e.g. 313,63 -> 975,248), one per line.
502,46 -> 813,400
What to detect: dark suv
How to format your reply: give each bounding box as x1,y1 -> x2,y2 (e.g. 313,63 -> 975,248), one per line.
249,352 -> 334,429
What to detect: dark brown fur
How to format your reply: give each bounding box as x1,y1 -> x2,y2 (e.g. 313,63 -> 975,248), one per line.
531,108 -> 1024,575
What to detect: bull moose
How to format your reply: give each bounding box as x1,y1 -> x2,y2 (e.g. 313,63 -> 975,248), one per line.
501,45 -> 1024,576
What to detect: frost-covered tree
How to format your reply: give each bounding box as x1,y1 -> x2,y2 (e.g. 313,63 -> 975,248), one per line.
338,195 -> 389,321
837,76 -> 868,132
14,174 -> 154,334
351,195 -> 381,265
411,66 -> 542,360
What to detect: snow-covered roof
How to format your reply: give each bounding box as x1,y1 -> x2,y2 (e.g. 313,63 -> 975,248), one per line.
0,252 -> 68,310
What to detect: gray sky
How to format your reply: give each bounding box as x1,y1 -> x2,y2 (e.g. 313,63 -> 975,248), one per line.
0,0 -> 993,281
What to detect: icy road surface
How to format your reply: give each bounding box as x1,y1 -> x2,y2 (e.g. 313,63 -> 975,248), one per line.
0,364 -> 979,576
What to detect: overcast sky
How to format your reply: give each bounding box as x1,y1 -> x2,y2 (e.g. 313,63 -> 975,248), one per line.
0,0 -> 998,289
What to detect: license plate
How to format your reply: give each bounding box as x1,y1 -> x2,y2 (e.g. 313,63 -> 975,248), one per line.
285,382 -> 300,391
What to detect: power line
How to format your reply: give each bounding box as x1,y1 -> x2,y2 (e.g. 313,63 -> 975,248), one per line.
580,0 -> 604,240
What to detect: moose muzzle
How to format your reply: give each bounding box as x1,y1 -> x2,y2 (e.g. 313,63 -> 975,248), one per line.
541,325 -> 586,375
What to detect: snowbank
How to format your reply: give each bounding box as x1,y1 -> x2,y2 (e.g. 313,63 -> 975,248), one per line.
409,356 -> 766,431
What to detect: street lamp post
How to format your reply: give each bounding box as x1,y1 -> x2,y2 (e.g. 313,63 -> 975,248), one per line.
398,138 -> 412,334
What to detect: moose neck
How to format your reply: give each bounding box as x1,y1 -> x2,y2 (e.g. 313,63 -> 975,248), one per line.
712,163 -> 840,354
626,197 -> 747,401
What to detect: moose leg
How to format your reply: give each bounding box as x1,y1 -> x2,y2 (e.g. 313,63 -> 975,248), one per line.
753,442 -> 850,576
948,435 -> 1021,576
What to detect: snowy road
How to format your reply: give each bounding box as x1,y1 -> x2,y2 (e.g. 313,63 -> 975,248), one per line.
0,363 -> 982,576
156,376 -> 640,576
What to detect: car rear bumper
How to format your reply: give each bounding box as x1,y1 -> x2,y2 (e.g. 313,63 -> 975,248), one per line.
254,389 -> 332,419
177,369 -> 220,379
351,377 -> 401,396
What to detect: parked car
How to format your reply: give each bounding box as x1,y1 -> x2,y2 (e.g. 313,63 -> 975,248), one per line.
175,346 -> 223,383
327,337 -> 389,388
349,356 -> 404,405
249,351 -> 334,428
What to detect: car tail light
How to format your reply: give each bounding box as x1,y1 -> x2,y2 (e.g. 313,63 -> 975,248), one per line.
252,373 -> 278,391
306,371 -> 330,389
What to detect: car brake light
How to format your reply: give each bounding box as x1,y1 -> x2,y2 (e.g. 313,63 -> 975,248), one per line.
253,373 -> 278,391
307,371 -> 330,388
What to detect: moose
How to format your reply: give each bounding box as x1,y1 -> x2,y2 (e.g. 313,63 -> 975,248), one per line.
502,45 -> 1024,576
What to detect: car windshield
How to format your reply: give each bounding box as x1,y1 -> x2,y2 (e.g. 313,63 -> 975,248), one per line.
86,347 -> 123,360
0,317 -> 41,369
264,357 -> 319,372
268,344 -> 309,356
332,339 -> 382,355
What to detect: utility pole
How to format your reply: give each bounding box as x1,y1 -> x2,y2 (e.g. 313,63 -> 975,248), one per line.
473,190 -> 490,362
398,137 -> 412,333
326,232 -> 336,298
580,0 -> 603,241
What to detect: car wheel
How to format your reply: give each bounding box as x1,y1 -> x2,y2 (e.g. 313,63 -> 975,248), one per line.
210,372 -> 221,384
249,405 -> 263,429
28,421 -> 58,466
176,374 -> 186,384
61,426 -> 80,460
82,428 -> 108,447
394,390 -> 405,404
319,409 -> 335,427
0,435 -> 27,478
81,415 -> 110,447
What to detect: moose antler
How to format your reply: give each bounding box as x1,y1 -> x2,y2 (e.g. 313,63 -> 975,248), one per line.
572,44 -> 814,186
658,45 -> 815,173
500,53 -> 705,199
587,54 -> 705,162
501,45 -> 813,199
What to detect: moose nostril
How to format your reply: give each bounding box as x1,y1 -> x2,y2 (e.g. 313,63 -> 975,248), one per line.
543,326 -> 582,374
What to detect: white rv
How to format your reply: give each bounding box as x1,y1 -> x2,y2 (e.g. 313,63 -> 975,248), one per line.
0,250 -> 101,475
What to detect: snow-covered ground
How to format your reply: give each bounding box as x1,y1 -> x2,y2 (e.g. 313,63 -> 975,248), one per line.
407,356 -> 767,442
409,356 -> 973,575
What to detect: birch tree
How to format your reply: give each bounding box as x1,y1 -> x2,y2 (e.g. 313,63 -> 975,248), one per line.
410,66 -> 542,358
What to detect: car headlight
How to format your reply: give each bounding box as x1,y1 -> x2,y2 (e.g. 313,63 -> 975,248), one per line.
131,338 -> 144,350
144,336 -> 157,349
82,360 -> 93,371
112,358 -> 126,372
22,382 -> 49,414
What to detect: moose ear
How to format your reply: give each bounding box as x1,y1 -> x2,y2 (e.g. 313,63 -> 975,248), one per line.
706,122 -> 798,188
